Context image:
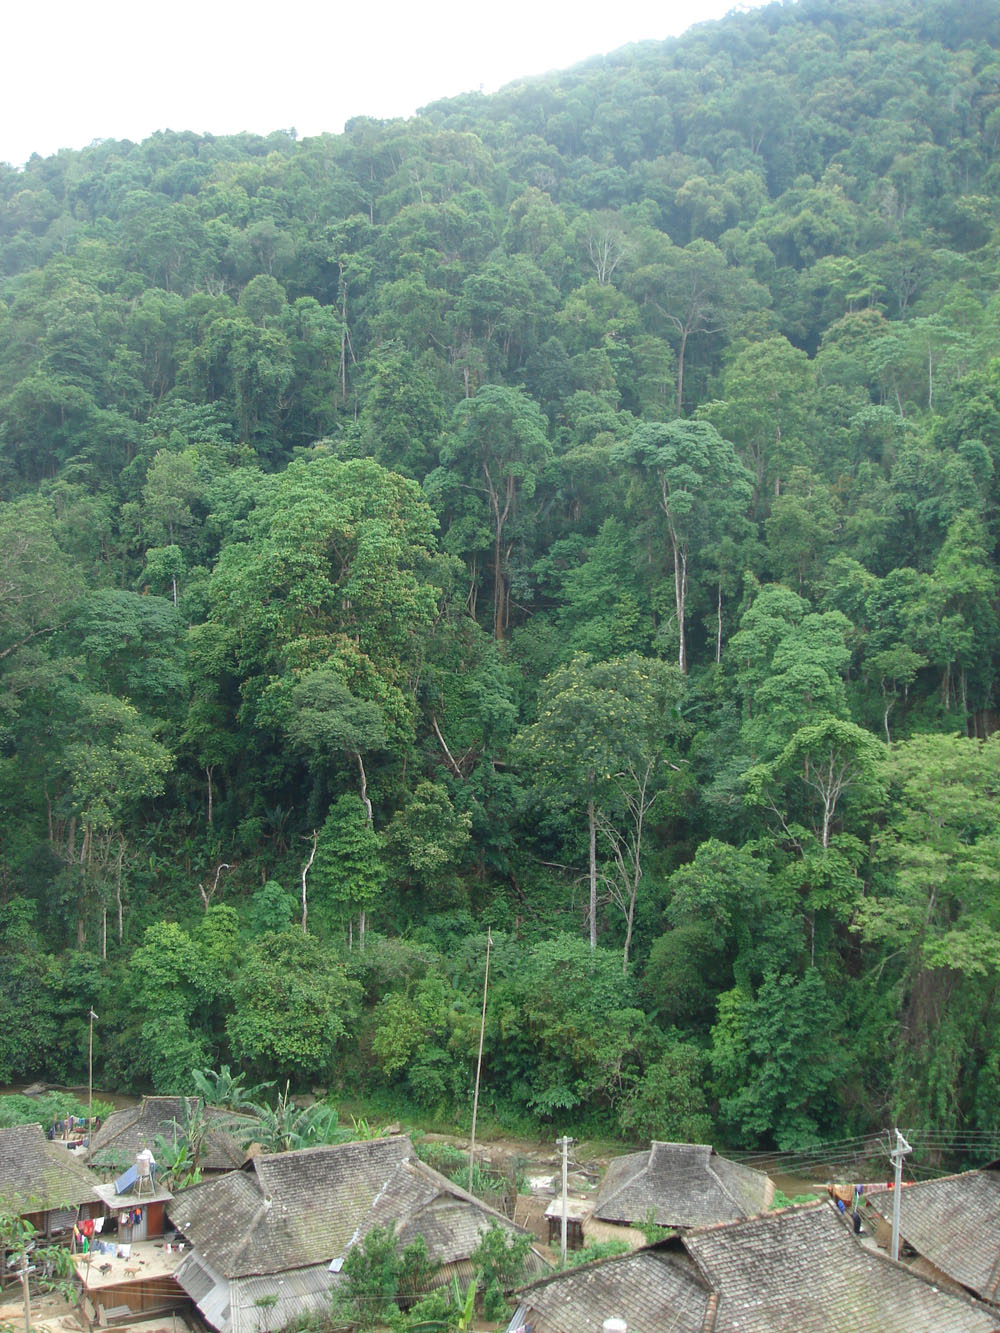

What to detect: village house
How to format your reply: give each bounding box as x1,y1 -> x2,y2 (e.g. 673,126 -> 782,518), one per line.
507,1244 -> 716,1333
508,1200 -> 1000,1332
592,1140 -> 774,1230
0,1122 -> 104,1240
72,1235 -> 191,1328
89,1159 -> 174,1243
863,1166 -> 1000,1304
167,1135 -> 547,1333
86,1096 -> 248,1178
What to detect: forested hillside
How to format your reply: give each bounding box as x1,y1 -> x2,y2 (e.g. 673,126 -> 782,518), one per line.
2,0 -> 1000,1153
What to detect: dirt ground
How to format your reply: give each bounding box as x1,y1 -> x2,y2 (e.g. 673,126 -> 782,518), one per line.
0,1289 -> 81,1333
0,1288 -> 195,1333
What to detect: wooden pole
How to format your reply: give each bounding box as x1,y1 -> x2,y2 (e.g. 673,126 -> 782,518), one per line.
18,1250 -> 34,1333
88,1009 -> 98,1137
468,928 -> 492,1194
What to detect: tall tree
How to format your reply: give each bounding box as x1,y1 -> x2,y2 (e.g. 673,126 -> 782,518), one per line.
614,420 -> 752,673
431,385 -> 551,640
517,652 -> 686,961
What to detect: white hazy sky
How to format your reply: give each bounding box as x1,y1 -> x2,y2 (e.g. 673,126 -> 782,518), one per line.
2,0 -> 765,169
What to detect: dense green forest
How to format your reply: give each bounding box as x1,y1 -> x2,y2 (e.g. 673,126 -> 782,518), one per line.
2,0 -> 1000,1154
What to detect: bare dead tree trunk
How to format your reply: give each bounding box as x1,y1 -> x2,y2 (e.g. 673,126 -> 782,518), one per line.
198,862 -> 231,910
596,760 -> 655,975
356,751 -> 374,826
301,830 -> 318,936
432,716 -> 463,778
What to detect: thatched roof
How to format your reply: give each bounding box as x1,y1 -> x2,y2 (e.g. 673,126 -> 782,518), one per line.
593,1141 -> 773,1228
86,1097 -> 247,1173
865,1169 -> 1000,1303
0,1123 -> 102,1213
507,1247 -> 715,1333
682,1202 -> 1000,1332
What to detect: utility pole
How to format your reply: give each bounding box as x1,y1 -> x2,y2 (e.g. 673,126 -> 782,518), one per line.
889,1128 -> 912,1261
468,928 -> 492,1193
88,1009 -> 98,1137
556,1135 -> 574,1268
18,1245 -> 35,1333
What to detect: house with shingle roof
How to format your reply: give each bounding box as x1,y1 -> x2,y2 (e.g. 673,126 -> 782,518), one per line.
508,1202 -> 1000,1332
863,1167 -> 1000,1305
593,1141 -> 773,1230
167,1136 -> 547,1333
0,1122 -> 103,1237
86,1096 -> 248,1176
683,1201 -> 1000,1332
506,1246 -> 716,1333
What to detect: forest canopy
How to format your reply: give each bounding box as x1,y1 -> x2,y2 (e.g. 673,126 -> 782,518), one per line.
2,0 -> 1000,1152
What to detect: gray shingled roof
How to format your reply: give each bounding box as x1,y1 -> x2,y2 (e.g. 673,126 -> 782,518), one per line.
593,1141 -> 773,1228
507,1248 -> 715,1333
86,1097 -> 247,1173
0,1123 -> 103,1213
167,1136 -> 543,1281
682,1201 -> 1000,1332
864,1169 -> 1000,1303
388,1160 -> 546,1278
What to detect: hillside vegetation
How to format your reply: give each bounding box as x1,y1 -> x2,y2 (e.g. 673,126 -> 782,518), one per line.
2,0 -> 1000,1152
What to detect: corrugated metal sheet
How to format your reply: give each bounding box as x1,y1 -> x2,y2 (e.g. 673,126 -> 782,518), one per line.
177,1248 -> 232,1332
199,1278 -> 230,1332
176,1253 -> 214,1303
230,1266 -> 332,1333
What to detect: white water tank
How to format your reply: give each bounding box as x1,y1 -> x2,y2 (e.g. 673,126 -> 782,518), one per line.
603,1321 -> 627,1333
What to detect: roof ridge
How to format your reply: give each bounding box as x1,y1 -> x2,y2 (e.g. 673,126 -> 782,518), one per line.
253,1134 -> 412,1166
593,1146 -> 651,1216
688,1198 -> 826,1235
983,1247 -> 1000,1304
868,1167 -> 1000,1199
700,1288 -> 720,1332
400,1158 -> 531,1232
704,1156 -> 753,1219
97,1102 -> 144,1144
514,1244 -> 667,1295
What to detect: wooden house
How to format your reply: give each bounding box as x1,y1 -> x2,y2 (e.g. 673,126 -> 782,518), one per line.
92,1172 -> 174,1242
507,1245 -> 715,1333
0,1122 -> 103,1240
86,1096 -> 247,1177
593,1140 -> 773,1230
74,1240 -> 191,1327
863,1167 -> 1000,1304
543,1197 -> 590,1250
167,1135 -> 547,1333
509,1202 -> 1000,1333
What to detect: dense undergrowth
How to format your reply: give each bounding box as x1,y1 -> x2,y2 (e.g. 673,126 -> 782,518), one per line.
2,0 -> 1000,1153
